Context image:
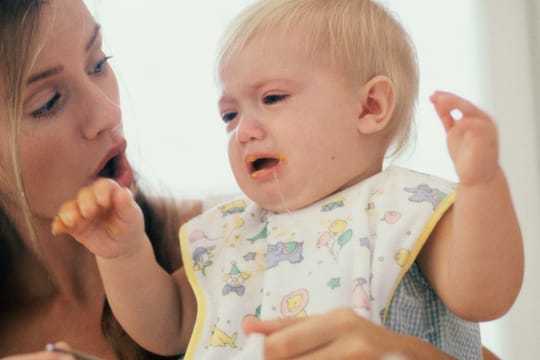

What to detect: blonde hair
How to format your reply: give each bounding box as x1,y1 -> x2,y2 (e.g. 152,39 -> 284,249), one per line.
0,4 -> 199,357
217,0 -> 418,155
0,0 -> 45,252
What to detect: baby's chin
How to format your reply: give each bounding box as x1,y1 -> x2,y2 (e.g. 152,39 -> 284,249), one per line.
253,194 -> 315,214
255,185 -> 352,214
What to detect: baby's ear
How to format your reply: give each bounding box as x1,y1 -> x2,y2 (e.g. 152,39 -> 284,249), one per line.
357,76 -> 395,134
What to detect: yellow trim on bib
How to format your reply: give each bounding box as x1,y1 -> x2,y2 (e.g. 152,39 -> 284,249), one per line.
179,224 -> 208,360
382,190 -> 457,325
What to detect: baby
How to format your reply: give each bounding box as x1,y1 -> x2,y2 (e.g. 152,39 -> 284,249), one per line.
53,1 -> 523,359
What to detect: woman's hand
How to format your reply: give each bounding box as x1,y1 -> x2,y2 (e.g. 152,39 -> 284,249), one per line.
243,308 -> 453,360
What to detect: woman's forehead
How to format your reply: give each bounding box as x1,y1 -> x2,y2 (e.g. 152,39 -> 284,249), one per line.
32,0 -> 97,67
39,0 -> 96,42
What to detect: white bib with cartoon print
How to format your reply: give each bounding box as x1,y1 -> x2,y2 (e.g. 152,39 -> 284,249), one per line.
180,166 -> 456,360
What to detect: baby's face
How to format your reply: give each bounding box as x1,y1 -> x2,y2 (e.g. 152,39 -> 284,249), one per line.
217,33 -> 379,212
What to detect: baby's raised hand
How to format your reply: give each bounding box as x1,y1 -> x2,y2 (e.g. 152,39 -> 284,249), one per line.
51,178 -> 145,259
431,91 -> 500,186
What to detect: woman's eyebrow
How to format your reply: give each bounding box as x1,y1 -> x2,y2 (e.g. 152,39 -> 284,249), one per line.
85,24 -> 101,52
26,66 -> 64,85
26,24 -> 101,85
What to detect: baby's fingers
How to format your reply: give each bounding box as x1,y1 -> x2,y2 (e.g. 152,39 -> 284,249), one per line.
77,186 -> 102,219
430,91 -> 487,131
52,200 -> 82,235
93,178 -> 136,222
51,179 -> 126,236
92,178 -> 123,209
112,185 -> 136,215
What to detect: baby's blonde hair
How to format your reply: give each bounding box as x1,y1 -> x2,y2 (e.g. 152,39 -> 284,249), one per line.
217,0 -> 419,155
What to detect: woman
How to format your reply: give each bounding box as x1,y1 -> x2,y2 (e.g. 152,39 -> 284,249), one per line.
0,0 -> 498,359
0,0 -> 201,358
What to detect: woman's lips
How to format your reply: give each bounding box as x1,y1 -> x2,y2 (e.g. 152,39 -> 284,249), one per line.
94,140 -> 134,188
112,152 -> 134,188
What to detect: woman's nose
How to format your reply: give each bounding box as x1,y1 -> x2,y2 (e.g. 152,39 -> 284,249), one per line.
81,81 -> 121,140
235,113 -> 265,144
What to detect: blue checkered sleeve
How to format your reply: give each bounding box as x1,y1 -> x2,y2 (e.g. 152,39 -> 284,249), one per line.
385,262 -> 482,360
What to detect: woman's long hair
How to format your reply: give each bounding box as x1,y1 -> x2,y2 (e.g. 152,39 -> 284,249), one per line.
0,1 -> 190,358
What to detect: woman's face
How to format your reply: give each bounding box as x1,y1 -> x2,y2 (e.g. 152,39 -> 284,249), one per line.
10,0 -> 133,221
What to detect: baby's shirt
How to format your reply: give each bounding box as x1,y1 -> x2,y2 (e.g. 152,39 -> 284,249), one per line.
180,166 -> 479,359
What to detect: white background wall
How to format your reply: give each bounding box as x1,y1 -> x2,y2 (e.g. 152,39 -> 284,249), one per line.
474,1 -> 540,357
86,1 -> 540,358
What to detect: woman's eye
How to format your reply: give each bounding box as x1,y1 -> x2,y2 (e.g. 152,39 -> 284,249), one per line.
89,55 -> 112,75
222,112 -> 237,123
31,92 -> 61,118
263,94 -> 288,105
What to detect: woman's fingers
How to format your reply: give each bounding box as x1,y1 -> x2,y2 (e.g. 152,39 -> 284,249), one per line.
248,308 -> 408,360
263,317 -> 332,360
243,315 -> 332,359
263,310 -> 360,359
243,315 -> 301,336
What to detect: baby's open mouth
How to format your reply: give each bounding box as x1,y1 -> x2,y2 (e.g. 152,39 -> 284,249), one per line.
251,157 -> 280,172
246,154 -> 287,176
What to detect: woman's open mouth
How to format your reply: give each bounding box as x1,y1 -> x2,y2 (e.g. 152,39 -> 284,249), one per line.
98,155 -> 119,178
96,151 -> 133,188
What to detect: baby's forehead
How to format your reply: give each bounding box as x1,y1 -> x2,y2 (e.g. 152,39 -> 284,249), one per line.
221,28 -> 332,71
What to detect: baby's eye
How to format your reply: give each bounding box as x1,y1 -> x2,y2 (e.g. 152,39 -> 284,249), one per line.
88,55 -> 112,75
222,112 -> 238,123
263,94 -> 288,105
31,92 -> 61,118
